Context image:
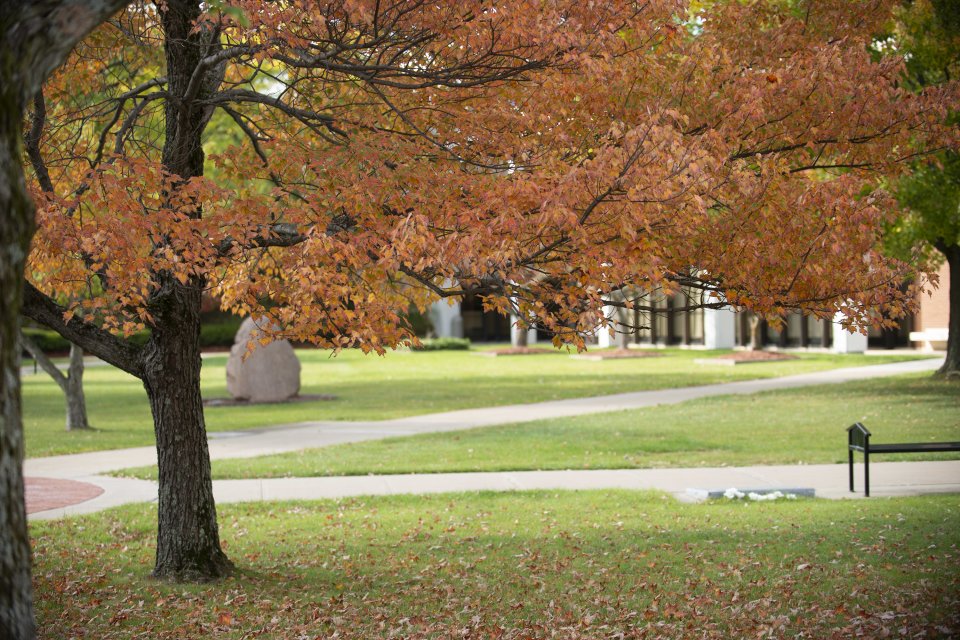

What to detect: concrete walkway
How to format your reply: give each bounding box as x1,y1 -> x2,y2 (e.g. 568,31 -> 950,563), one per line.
25,356 -> 960,520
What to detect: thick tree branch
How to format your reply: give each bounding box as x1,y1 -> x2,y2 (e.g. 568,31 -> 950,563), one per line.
215,222 -> 308,256
4,0 -> 134,106
21,282 -> 143,379
206,89 -> 347,139
93,76 -> 167,165
183,45 -> 259,106
600,298 -> 729,313
24,92 -> 54,193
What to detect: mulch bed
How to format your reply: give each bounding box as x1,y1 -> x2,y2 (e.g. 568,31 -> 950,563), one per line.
478,347 -> 556,356
695,350 -> 798,365
571,349 -> 665,361
203,393 -> 337,407
712,351 -> 798,362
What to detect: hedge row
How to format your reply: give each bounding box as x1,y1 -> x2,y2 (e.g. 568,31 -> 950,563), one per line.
22,320 -> 466,354
410,337 -> 472,351
21,319 -> 243,353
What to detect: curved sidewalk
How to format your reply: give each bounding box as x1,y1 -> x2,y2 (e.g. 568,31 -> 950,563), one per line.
26,356 -> 959,520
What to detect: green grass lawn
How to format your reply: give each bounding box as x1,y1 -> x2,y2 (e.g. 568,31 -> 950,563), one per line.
23,346 -> 928,457
30,491 -> 960,638
113,372 -> 958,480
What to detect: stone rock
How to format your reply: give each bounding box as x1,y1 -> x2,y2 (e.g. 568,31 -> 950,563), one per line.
226,317 -> 301,402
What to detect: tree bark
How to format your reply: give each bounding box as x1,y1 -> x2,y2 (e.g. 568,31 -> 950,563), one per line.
1,3 -> 133,634
143,278 -> 233,581
19,332 -> 90,431
935,243 -> 960,377
0,77 -> 38,640
140,0 -> 232,581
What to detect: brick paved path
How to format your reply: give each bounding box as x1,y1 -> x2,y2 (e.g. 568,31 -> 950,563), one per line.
25,477 -> 104,514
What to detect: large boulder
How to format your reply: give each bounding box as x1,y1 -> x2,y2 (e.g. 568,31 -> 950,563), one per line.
226,318 -> 301,402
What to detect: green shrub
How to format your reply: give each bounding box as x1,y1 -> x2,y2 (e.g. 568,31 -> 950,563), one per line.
200,319 -> 243,347
21,319 -> 241,354
410,337 -> 471,351
127,331 -> 151,347
404,307 -> 433,337
20,327 -> 70,353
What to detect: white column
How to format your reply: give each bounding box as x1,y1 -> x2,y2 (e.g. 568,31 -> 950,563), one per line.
429,300 -> 463,338
832,314 -> 867,353
704,307 -> 736,349
510,314 -> 538,346
596,327 -> 613,348
595,305 -> 619,348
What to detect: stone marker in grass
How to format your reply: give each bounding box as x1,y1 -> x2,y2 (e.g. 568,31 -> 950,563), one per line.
226,317 -> 301,403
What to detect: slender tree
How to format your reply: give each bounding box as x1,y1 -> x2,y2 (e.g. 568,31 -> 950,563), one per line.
20,0 -> 953,584
19,88 -> 92,431
18,332 -> 91,431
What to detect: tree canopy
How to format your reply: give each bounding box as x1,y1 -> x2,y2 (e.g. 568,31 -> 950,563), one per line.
26,0 -> 954,350
14,0 -> 957,582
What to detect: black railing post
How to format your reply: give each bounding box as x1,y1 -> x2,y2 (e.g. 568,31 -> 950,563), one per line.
864,447 -> 870,498
849,447 -> 854,492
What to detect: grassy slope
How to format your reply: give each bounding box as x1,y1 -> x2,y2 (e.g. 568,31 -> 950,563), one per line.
23,347 -> 926,457
117,372 -> 958,480
31,491 -> 960,638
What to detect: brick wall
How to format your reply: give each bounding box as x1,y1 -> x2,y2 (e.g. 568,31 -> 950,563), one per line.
917,262 -> 951,331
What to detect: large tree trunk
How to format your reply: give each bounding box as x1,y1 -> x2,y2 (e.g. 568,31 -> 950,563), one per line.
0,80 -> 38,640
1,3 -> 134,632
19,333 -> 91,431
936,243 -> 960,377
21,0 -> 234,583
143,279 -> 232,581
142,0 -> 231,581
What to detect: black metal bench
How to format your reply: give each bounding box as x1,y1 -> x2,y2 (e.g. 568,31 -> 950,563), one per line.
847,422 -> 960,497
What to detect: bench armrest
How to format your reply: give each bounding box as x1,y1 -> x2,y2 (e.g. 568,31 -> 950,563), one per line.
847,422 -> 870,451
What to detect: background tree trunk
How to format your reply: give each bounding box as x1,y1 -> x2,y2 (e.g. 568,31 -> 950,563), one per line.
19,333 -> 90,430
143,278 -> 233,581
748,315 -> 762,351
616,314 -> 632,349
65,344 -> 89,430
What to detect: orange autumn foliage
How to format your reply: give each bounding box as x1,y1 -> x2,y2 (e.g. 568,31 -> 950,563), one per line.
26,0 -> 957,350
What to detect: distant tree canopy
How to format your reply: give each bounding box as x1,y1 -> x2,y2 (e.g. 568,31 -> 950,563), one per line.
880,0 -> 960,374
